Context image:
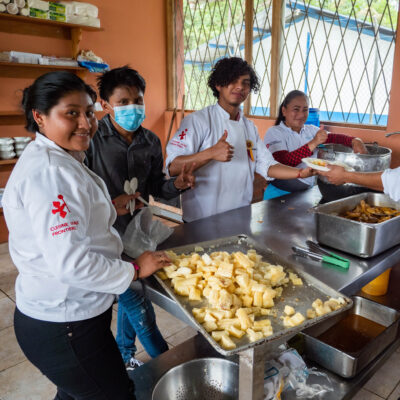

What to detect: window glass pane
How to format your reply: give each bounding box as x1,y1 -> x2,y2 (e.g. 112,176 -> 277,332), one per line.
175,0 -> 398,126
278,0 -> 398,125
177,0 -> 246,110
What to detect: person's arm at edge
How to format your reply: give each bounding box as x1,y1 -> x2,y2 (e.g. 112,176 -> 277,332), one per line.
318,165 -> 384,191
268,163 -> 313,180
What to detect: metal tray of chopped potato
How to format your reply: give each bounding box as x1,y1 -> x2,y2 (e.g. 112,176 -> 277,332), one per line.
154,234 -> 352,356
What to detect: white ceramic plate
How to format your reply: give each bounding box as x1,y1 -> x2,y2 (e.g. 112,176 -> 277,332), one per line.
302,157 -> 354,172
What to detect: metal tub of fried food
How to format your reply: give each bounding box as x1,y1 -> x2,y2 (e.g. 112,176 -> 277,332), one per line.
313,193 -> 400,258
154,234 -> 352,356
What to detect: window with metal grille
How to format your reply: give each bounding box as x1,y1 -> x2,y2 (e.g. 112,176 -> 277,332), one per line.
169,0 -> 398,126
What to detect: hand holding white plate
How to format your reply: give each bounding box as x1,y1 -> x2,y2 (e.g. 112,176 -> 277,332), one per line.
302,158 -> 354,172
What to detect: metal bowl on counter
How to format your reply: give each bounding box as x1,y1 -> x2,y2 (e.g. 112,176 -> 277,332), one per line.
152,358 -> 239,400
317,143 -> 391,202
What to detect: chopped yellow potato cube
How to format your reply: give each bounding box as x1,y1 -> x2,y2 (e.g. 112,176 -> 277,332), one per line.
291,312 -> 305,326
156,271 -> 168,280
203,321 -> 218,332
189,287 -> 202,301
216,261 -> 234,278
227,325 -> 245,338
246,328 -> 263,342
236,308 -> 252,330
306,309 -> 316,319
220,333 -> 236,349
284,305 -> 295,316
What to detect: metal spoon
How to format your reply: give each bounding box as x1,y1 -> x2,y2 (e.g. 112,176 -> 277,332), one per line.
385,131 -> 400,137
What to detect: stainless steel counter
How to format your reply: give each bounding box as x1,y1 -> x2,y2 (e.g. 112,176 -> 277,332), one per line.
134,187 -> 400,399
158,186 -> 400,295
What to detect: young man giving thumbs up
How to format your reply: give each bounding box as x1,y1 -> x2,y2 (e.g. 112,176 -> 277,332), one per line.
166,57 -> 313,222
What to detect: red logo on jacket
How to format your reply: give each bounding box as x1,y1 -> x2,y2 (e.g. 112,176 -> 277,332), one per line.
179,129 -> 188,140
52,195 -> 71,219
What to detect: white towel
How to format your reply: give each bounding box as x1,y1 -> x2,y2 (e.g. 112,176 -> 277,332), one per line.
73,1 -> 98,18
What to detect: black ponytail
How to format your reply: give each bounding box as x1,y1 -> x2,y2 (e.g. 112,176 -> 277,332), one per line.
21,71 -> 97,133
275,90 -> 309,126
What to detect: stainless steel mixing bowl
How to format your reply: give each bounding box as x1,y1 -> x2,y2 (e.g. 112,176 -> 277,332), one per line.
152,357 -> 239,400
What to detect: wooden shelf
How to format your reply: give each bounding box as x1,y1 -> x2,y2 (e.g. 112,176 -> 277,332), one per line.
0,158 -> 18,166
0,61 -> 87,78
0,13 -> 102,37
0,111 -> 24,125
0,13 -> 102,59
0,61 -> 85,71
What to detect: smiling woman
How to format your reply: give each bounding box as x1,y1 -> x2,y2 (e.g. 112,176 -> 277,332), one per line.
22,71 -> 98,152
263,90 -> 367,196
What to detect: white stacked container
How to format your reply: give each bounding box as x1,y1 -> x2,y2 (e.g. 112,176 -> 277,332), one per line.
14,136 -> 32,157
0,138 -> 16,160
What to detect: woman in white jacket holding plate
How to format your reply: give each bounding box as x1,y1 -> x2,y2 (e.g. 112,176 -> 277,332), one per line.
2,71 -> 170,400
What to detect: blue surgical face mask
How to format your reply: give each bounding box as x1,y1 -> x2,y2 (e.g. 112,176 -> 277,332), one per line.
112,104 -> 145,132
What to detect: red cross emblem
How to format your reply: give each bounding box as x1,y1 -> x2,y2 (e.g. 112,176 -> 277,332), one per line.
179,129 -> 188,140
52,195 -> 71,219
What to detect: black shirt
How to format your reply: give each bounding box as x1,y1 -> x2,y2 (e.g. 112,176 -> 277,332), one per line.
85,115 -> 179,234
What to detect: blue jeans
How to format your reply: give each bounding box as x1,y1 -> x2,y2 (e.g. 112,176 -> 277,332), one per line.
116,287 -> 168,363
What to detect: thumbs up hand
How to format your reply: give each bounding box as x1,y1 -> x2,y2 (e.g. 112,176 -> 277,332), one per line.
211,130 -> 234,162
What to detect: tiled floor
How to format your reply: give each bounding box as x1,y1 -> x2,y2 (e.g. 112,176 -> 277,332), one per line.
0,241 -> 400,400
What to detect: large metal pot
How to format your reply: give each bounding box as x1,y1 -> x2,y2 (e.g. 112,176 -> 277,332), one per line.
317,143 -> 391,202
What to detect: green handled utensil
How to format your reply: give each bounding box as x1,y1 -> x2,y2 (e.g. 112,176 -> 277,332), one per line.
306,240 -> 350,266
292,245 -> 350,269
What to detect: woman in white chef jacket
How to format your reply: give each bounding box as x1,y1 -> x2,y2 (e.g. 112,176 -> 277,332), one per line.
264,90 -> 367,194
318,165 -> 400,201
2,71 -> 170,400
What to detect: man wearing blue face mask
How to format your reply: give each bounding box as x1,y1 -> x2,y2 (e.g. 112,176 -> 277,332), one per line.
85,66 -> 195,372
86,66 -> 194,235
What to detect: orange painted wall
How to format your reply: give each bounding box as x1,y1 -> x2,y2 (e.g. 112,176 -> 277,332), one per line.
0,0 -> 168,139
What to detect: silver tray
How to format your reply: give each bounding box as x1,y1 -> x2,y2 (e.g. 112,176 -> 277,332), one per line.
302,296 -> 400,378
155,234 -> 352,356
313,193 -> 400,257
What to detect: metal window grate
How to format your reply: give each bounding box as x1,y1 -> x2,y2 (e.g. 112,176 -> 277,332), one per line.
279,0 -> 398,125
175,0 -> 246,111
173,0 -> 398,126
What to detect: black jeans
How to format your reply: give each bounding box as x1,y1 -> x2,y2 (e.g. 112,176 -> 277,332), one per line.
14,307 -> 135,400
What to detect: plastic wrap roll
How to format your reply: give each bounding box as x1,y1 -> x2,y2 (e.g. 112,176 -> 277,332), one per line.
14,0 -> 26,8
19,6 -> 28,15
6,3 -> 18,13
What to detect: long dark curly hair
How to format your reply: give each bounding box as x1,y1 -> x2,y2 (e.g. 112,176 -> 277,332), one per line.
207,57 -> 260,98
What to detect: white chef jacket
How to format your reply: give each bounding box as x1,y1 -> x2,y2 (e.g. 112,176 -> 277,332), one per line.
2,133 -> 134,323
166,103 -> 278,222
264,122 -> 318,186
382,167 -> 400,201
